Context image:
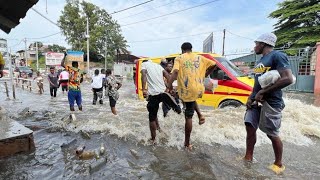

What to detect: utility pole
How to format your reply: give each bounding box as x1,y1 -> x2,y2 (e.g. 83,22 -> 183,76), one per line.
24,38 -> 28,66
86,16 -> 90,75
222,29 -> 226,56
9,48 -> 15,99
36,42 -> 39,71
105,41 -> 107,70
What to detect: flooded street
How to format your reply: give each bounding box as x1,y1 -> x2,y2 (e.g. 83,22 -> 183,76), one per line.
0,79 -> 320,179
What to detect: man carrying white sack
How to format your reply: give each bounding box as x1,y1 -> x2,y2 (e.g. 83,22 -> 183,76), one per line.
243,33 -> 294,175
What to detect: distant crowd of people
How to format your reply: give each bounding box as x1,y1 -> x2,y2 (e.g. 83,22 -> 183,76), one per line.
30,53 -> 122,116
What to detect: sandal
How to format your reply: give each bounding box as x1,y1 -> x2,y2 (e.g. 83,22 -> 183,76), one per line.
199,116 -> 205,125
268,164 -> 285,174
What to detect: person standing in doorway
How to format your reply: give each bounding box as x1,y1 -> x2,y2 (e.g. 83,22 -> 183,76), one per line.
91,69 -> 104,105
48,67 -> 59,97
106,69 -> 122,115
243,33 -> 293,174
61,57 -> 84,112
167,42 -> 216,150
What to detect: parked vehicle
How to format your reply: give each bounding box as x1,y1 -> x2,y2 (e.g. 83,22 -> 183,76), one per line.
15,66 -> 33,77
135,52 -> 254,109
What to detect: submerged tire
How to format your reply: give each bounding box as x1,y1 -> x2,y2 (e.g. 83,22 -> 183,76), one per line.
218,100 -> 242,109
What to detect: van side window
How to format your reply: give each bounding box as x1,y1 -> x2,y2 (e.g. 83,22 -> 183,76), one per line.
210,67 -> 221,79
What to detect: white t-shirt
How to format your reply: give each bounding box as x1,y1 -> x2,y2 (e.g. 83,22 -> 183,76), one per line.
141,60 -> 166,96
91,75 -> 103,89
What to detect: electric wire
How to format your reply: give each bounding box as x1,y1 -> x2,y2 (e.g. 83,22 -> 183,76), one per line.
121,0 -> 221,27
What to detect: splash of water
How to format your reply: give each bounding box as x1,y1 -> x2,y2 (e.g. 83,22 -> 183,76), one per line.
49,95 -> 320,149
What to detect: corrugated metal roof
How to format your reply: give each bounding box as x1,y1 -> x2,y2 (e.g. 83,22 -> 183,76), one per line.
0,0 -> 39,34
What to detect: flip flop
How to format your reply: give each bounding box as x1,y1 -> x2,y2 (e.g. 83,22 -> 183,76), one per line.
268,164 -> 285,175
199,116 -> 205,125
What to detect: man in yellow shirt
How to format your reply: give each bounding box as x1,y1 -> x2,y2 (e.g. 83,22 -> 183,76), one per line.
168,42 -> 216,150
0,52 -> 5,78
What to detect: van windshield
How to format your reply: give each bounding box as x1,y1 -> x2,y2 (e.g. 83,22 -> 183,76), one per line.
214,57 -> 245,77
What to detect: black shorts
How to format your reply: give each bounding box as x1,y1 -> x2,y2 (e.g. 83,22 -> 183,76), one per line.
62,85 -> 68,91
184,101 -> 196,118
147,93 -> 180,122
109,96 -> 116,107
147,94 -> 162,122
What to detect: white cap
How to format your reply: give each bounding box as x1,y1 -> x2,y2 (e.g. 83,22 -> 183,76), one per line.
255,33 -> 277,47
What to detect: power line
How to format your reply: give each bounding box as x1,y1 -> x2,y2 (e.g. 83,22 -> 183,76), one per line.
9,40 -> 23,48
31,7 -> 59,27
28,32 -> 62,40
121,0 -> 221,27
111,0 -> 155,15
127,30 -> 221,43
226,30 -> 254,41
117,0 -> 180,20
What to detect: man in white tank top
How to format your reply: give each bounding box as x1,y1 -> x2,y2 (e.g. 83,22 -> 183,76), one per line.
141,60 -> 182,144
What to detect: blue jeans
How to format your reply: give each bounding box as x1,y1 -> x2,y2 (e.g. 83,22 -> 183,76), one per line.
68,90 -> 82,108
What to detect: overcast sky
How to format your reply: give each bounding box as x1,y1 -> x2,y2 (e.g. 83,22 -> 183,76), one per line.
0,0 -> 283,58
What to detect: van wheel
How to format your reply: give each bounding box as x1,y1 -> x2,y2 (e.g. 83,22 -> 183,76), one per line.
218,100 -> 242,109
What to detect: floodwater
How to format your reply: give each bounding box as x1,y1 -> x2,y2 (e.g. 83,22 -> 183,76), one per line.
0,78 -> 319,179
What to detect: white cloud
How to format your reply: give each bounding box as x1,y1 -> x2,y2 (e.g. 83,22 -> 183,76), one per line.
0,0 -> 282,59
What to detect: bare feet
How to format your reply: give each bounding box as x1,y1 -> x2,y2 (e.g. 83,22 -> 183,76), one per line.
243,155 -> 253,162
184,144 -> 193,151
148,139 -> 157,145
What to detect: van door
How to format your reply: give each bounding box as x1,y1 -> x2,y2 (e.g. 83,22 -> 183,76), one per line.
200,66 -> 232,108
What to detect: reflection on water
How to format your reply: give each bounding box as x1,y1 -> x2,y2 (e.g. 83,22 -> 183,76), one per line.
0,80 -> 320,179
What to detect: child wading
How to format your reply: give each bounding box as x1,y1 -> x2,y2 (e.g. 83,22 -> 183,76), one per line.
34,71 -> 44,94
91,69 -> 104,105
106,69 -> 122,115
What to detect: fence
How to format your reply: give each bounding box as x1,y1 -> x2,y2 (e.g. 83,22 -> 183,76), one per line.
0,77 -> 41,99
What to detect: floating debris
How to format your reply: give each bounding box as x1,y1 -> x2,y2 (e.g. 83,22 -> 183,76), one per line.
80,130 -> 91,139
78,151 -> 96,160
60,139 -> 77,148
99,143 -> 105,155
129,149 -> 139,159
19,107 -> 30,115
75,145 -> 85,155
89,157 -> 107,174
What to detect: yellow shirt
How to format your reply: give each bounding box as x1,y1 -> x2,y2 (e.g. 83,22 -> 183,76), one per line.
173,53 -> 216,102
0,52 -> 5,66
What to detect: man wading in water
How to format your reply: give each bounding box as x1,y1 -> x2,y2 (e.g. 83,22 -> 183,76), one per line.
168,42 -> 216,150
141,60 -> 181,144
61,54 -> 84,112
244,33 -> 293,174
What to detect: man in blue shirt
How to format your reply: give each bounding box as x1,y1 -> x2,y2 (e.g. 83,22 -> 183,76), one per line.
244,33 -> 294,174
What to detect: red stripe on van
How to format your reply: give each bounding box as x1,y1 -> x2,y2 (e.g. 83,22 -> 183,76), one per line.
205,91 -> 250,96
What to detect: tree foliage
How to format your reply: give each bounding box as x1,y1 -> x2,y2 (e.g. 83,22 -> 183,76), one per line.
58,0 -> 128,62
269,0 -> 320,49
48,44 -> 66,52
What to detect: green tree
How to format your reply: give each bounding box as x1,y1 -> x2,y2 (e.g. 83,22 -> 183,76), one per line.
29,42 -> 43,49
48,44 -> 67,52
269,0 -> 320,49
58,0 -> 128,62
